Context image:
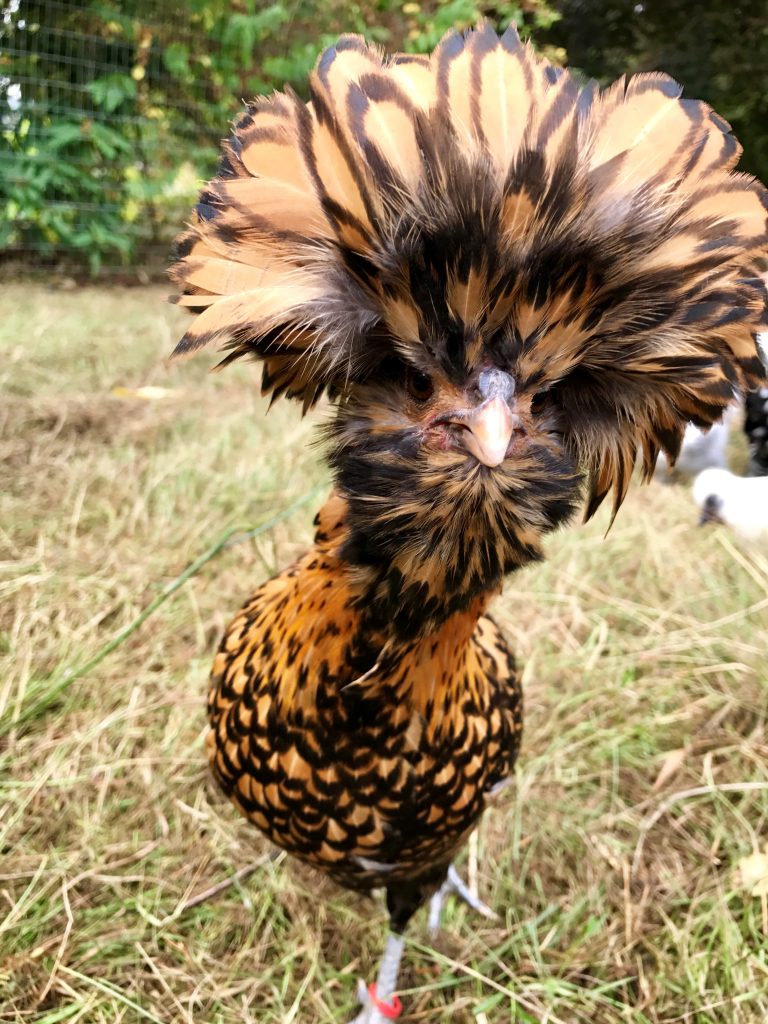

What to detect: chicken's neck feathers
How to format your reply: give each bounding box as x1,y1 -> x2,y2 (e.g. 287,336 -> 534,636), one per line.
314,492 -> 511,642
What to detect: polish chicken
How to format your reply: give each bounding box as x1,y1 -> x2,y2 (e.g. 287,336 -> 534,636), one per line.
170,24 -> 768,1021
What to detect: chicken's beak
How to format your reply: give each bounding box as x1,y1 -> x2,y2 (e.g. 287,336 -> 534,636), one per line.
460,396 -> 516,467
697,495 -> 724,527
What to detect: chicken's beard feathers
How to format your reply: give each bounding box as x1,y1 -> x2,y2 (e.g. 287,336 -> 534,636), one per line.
326,414 -> 582,638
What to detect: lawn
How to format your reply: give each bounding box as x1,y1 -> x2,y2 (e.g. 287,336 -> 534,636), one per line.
1,283 -> 767,1024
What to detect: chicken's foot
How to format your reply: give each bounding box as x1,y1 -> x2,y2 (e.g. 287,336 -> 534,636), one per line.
350,931 -> 405,1023
427,863 -> 499,935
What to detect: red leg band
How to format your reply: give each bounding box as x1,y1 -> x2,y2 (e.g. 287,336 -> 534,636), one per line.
367,982 -> 402,1019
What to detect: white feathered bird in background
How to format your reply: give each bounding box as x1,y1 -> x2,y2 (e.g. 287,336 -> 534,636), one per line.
656,419 -> 732,479
660,333 -> 767,482
693,468 -> 768,541
655,401 -> 742,480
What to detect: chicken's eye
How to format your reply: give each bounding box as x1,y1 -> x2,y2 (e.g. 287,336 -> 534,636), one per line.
531,384 -> 565,415
530,388 -> 550,415
406,368 -> 434,403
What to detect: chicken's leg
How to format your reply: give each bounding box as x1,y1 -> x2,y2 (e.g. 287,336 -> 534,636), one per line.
350,932 -> 405,1023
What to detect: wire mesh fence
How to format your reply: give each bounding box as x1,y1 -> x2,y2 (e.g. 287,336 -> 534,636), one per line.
7,1 -> 765,281
0,0 -> 557,280
0,0 -> 408,279
0,0 -> 238,278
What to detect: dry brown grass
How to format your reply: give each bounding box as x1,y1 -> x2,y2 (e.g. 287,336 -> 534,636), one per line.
1,284 -> 767,1024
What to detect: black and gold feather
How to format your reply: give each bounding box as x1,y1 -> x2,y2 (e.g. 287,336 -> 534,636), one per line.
207,501 -> 522,917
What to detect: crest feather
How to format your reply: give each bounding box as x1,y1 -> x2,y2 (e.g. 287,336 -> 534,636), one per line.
171,24 -> 767,514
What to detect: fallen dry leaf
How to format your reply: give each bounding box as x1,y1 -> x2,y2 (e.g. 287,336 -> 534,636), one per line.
112,386 -> 179,401
737,847 -> 768,897
652,746 -> 690,791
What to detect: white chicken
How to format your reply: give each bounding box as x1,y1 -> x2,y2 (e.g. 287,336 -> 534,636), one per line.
693,468 -> 768,541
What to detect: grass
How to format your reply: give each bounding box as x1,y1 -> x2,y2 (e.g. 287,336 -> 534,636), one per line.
1,282 -> 767,1024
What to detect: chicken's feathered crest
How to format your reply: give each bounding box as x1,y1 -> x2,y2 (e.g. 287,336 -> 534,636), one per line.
171,23 -> 768,516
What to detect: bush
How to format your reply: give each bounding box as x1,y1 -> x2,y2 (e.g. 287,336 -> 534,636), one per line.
0,0 -> 558,275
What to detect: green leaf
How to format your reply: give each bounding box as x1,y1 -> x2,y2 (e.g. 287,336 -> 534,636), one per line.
88,122 -> 133,159
163,42 -> 192,79
43,122 -> 84,151
474,991 -> 506,1013
86,74 -> 137,113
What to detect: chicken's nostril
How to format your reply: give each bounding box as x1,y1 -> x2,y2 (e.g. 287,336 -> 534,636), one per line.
478,368 -> 515,403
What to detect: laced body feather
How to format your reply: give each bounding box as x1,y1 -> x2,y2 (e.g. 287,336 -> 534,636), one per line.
207,500 -> 522,913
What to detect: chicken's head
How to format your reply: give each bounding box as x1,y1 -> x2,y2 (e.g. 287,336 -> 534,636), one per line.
171,26 -> 768,634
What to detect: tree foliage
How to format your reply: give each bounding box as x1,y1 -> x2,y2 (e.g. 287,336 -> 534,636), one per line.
545,0 -> 768,183
0,0 -> 560,272
1,0 -> 765,274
